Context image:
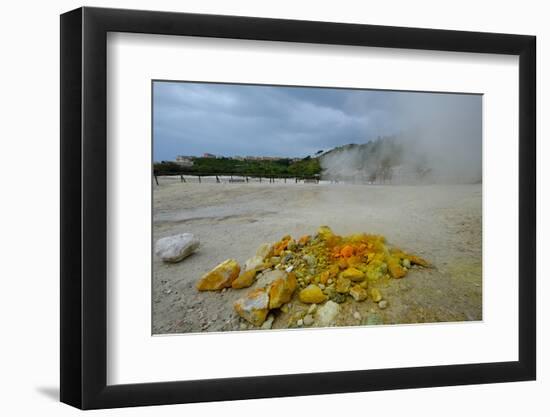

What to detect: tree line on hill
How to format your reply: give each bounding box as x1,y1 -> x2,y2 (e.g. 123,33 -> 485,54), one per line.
153,155 -> 321,178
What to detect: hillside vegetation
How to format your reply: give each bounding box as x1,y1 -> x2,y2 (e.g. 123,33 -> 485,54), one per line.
154,156 -> 321,177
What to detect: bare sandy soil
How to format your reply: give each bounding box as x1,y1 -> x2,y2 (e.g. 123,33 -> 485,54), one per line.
152,177 -> 482,334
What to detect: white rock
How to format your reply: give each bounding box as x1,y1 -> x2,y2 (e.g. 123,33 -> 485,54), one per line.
353,311 -> 361,320
307,304 -> 317,315
261,315 -> 275,330
297,319 -> 304,327
378,300 -> 389,309
244,255 -> 265,271
155,233 -> 199,263
316,301 -> 340,327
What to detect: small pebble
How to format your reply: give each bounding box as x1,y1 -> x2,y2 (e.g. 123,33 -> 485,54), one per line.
303,315 -> 314,326
378,300 -> 388,309
163,288 -> 172,295
327,279 -> 333,285
308,304 -> 317,315
318,283 -> 325,290
353,311 -> 361,320
402,259 -> 411,268
297,319 -> 304,327
239,323 -> 247,330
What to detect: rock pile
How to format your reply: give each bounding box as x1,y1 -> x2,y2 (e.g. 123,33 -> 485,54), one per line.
196,226 -> 430,328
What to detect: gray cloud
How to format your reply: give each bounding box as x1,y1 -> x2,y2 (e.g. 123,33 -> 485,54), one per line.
153,81 -> 481,164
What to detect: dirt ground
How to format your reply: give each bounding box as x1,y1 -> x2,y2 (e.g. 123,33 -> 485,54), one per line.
152,177 -> 482,334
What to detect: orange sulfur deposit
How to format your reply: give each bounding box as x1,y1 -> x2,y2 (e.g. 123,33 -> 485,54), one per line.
197,226 -> 430,326
287,225 -> 429,288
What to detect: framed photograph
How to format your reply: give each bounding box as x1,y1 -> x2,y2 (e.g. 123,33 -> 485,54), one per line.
60,6 -> 536,409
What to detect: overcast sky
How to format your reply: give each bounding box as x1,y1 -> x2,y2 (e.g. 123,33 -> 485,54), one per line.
153,81 -> 481,161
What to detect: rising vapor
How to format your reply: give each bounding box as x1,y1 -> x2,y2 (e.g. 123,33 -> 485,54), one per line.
320,92 -> 482,184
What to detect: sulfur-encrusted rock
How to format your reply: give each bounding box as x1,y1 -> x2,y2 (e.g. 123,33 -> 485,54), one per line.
268,272 -> 297,309
388,262 -> 407,278
340,267 -> 365,282
350,285 -> 368,301
155,233 -> 199,263
298,235 -> 310,245
370,288 -> 383,302
196,259 -> 240,291
231,269 -> 257,289
316,300 -> 339,327
318,270 -> 330,285
256,269 -> 286,288
255,243 -> 272,259
317,225 -> 334,240
366,261 -> 387,281
409,255 -> 430,267
234,288 -> 270,326
244,255 -> 266,272
299,284 -> 327,304
335,277 -> 351,294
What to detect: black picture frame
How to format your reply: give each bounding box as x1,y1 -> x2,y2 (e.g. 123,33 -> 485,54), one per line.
60,6 -> 536,410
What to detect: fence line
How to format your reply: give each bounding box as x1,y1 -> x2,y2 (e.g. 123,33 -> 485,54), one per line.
153,172 -> 320,185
